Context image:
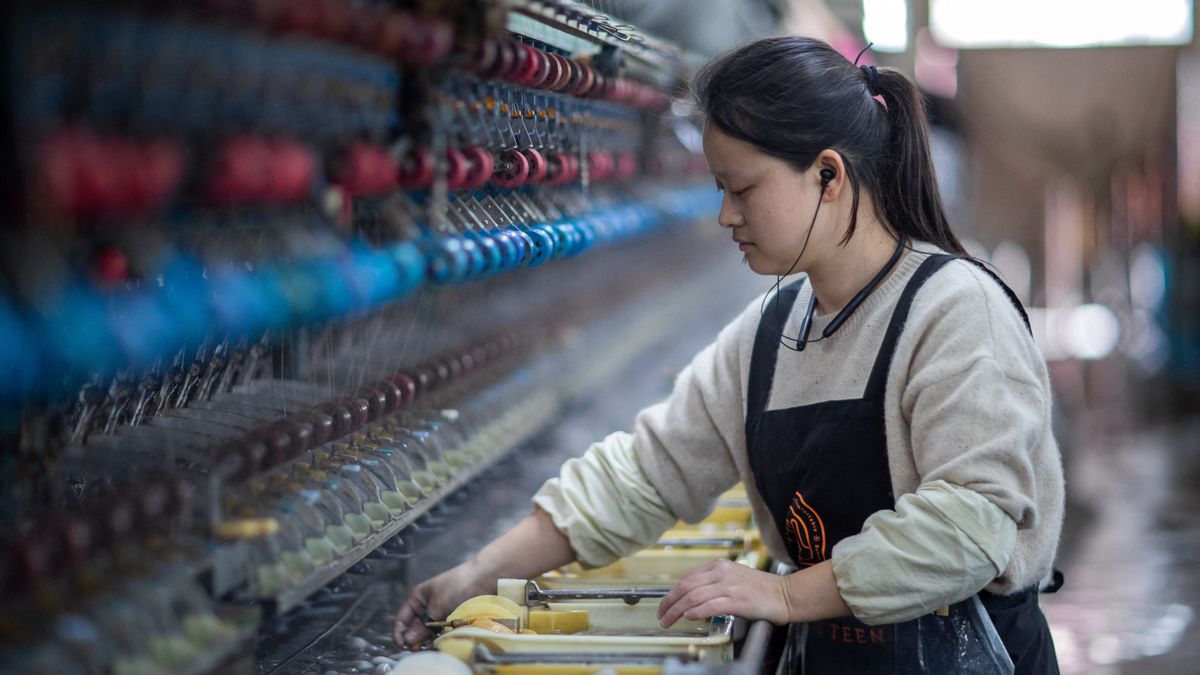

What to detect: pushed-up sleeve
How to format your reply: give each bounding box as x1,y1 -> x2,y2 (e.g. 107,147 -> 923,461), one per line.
831,480 -> 1018,624
532,304 -> 754,568
831,262 -> 1052,624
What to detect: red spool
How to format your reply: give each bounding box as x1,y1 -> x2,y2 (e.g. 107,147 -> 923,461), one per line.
140,139 -> 186,212
526,48 -> 553,89
397,147 -> 433,189
491,40 -> 519,80
367,9 -> 407,57
570,62 -> 595,97
207,135 -> 272,205
342,396 -> 369,431
356,386 -> 388,422
548,54 -> 573,92
545,153 -> 572,185
614,152 -> 637,180
445,148 -> 470,190
493,148 -> 529,188
337,142 -> 392,196
469,37 -> 500,76
587,151 -> 612,181
510,44 -> 541,86
317,401 -> 354,437
92,246 -> 130,284
462,146 -> 495,190
391,372 -> 417,407
368,380 -> 404,414
520,147 -> 548,183
266,138 -> 315,202
400,15 -> 454,65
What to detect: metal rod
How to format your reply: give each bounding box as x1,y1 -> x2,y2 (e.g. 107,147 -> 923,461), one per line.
654,537 -> 743,549
524,579 -> 670,606
472,644 -> 691,665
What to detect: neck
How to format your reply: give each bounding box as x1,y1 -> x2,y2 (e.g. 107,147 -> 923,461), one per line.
807,221 -> 904,315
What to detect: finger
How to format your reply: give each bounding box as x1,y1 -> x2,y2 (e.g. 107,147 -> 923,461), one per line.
682,596 -> 733,622
657,564 -> 721,620
402,622 -> 434,645
394,592 -> 425,632
659,582 -> 725,628
393,590 -> 430,646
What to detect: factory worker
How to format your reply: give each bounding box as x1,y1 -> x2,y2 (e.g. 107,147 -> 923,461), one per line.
396,35 -> 1064,674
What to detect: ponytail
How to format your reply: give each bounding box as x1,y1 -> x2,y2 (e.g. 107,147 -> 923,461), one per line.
871,67 -> 966,255
694,37 -> 966,256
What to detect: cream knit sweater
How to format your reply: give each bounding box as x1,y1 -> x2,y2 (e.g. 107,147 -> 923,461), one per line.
533,243 -> 1065,625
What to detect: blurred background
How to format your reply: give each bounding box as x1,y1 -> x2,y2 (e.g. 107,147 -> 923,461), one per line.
0,1 -> 1196,674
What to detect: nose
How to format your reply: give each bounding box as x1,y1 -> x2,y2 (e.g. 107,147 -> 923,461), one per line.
717,192 -> 741,229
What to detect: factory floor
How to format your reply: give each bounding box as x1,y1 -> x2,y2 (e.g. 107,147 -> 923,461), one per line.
1043,410 -> 1200,674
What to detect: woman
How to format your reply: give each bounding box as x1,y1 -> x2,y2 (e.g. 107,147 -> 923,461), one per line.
394,36 -> 1064,674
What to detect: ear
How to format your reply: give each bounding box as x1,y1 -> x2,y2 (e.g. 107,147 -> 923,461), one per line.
814,149 -> 848,202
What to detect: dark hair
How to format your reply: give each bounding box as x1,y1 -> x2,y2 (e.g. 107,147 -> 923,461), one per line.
694,36 -> 966,255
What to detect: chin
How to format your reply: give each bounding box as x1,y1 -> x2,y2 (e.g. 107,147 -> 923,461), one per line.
742,255 -> 786,276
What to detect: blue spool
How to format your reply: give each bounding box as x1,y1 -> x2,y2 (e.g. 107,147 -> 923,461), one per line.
556,221 -> 581,258
108,288 -> 176,367
491,230 -> 521,272
486,230 -> 511,272
350,248 -> 403,308
528,223 -> 562,261
210,266 -> 263,336
583,211 -> 609,245
504,227 -> 533,268
458,234 -> 486,282
545,223 -> 567,260
522,227 -> 555,268
40,284 -> 121,378
470,231 -> 504,278
574,219 -> 597,253
388,241 -> 427,298
423,234 -> 470,285
276,260 -> 327,325
310,256 -> 356,320
0,299 -> 38,405
253,267 -> 293,331
159,256 -> 212,353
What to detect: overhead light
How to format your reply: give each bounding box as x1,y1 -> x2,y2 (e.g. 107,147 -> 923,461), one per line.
862,0 -> 909,53
930,0 -> 1193,48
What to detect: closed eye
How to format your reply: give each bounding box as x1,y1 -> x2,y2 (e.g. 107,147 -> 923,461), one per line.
715,179 -> 750,197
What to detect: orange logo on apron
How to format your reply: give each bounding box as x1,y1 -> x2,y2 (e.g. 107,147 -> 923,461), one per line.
784,491 -> 827,566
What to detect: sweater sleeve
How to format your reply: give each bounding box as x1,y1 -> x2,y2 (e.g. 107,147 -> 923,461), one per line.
830,480 -> 1017,625
830,262 -> 1049,623
531,301 -> 755,567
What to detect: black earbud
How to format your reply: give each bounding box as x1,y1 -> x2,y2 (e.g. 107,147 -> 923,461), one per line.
819,167 -> 835,187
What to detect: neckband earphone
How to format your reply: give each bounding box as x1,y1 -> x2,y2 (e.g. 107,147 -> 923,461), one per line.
760,165 -> 910,352
791,231 -> 908,351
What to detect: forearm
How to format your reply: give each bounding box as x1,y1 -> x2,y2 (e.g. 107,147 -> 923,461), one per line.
472,508 -> 577,580
830,481 -> 1017,625
532,431 -> 681,568
782,561 -> 852,623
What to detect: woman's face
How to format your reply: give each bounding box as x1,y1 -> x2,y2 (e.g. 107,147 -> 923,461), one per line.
702,123 -> 832,276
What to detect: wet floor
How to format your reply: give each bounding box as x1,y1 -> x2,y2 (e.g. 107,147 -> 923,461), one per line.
1042,413 -> 1200,674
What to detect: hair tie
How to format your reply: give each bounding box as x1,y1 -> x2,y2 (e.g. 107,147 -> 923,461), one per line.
860,65 -> 880,96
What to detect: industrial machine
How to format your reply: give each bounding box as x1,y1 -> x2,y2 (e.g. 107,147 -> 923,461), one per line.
0,2 -> 776,672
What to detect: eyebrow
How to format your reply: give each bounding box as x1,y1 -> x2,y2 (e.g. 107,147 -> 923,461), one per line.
710,167 -> 752,182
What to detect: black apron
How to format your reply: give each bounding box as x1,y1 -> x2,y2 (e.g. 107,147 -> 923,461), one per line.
746,254 -> 1059,674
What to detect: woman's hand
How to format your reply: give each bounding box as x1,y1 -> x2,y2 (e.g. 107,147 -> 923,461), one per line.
656,558 -> 793,627
392,509 -> 578,646
393,560 -> 495,646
